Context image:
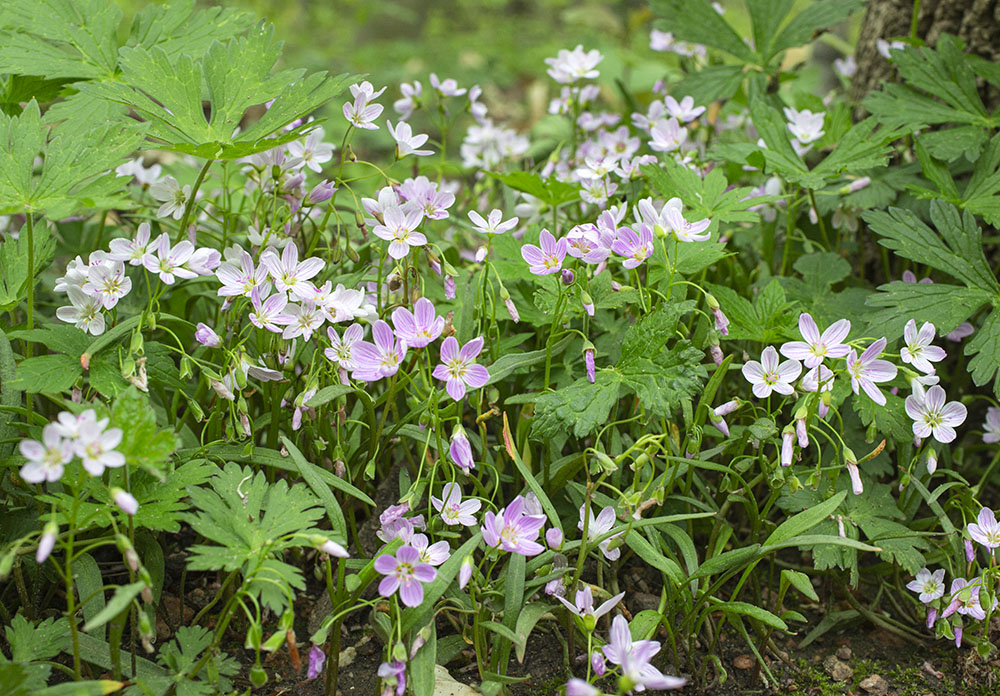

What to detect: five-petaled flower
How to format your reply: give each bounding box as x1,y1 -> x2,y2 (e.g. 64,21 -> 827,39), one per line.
521,229 -> 567,275
846,338 -> 897,406
967,507 -> 1000,549
374,545 -> 436,607
904,385 -> 966,443
482,495 -> 547,556
900,319 -> 947,374
432,336 -> 490,400
431,483 -> 481,527
742,346 -> 802,398
906,567 -> 945,603
780,313 -> 851,368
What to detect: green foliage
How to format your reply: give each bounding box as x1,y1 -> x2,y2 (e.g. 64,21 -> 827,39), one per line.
110,387 -> 179,476
156,626 -> 239,696
706,279 -> 798,343
4,615 -> 70,663
79,23 -> 353,159
0,223 -> 54,312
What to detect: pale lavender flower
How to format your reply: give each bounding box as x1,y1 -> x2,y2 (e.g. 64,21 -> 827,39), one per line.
431,483 -> 481,527
343,91 -> 383,130
142,233 -> 196,284
458,556 -> 473,589
521,229 -> 567,275
545,45 -> 603,83
112,488 -> 139,515
352,320 -> 407,382
445,275 -> 456,300
742,346 -> 801,398
664,95 -> 705,122
76,418 -> 124,476
288,127 -> 335,173
216,250 -> 271,299
602,615 -> 686,692
649,118 -> 687,152
965,538 -> 976,562
398,175 -> 454,220
592,651 -> 606,676
481,496 -> 546,556
432,336 -> 490,401
387,120 -> 433,157
585,346 -> 596,384
469,209 -> 518,235
449,428 -> 475,470
900,319 -> 947,374
320,539 -> 349,558
149,176 -> 190,220
611,224 -> 654,269
392,298 -> 444,348
56,286 -> 105,335
307,180 -> 337,205
784,107 -> 825,144
781,427 -> 795,467
107,222 -> 152,266
904,385 -> 966,443
374,545 -> 436,607
967,507 -> 1000,549
664,205 -> 711,242
430,73 -> 466,97
800,365 -> 835,394
780,314 -> 851,368
372,205 -> 426,260
409,533 -> 451,567
834,55 -> 857,78
248,287 -> 291,333
906,568 -> 945,603
19,424 -> 72,483
579,505 -> 623,561
324,323 -> 363,373
195,323 -> 221,347
394,81 -> 422,120
36,524 -> 57,564
846,338 -> 897,406
566,678 -> 599,696
946,322 -> 974,342
556,586 -> 625,624
324,283 -> 367,323
546,527 -> 563,549
281,300 -> 325,341
984,407 -> 1000,444
262,243 -> 325,298
307,646 -> 326,679
943,577 -> 989,621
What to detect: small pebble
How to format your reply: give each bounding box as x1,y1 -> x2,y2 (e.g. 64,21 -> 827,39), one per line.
823,655 -> 853,682
733,654 -> 754,670
836,646 -> 852,660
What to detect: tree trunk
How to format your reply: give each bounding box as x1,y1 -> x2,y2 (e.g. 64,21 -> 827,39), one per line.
851,0 -> 1000,108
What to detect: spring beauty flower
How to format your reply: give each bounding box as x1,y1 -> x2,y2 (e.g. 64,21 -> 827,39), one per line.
906,568 -> 945,603
565,679 -> 600,696
216,250 -> 271,299
352,320 -> 407,382
394,81 -> 422,120
900,319 -> 947,374
482,495 -> 547,556
742,346 -> 802,398
374,545 -> 436,607
409,533 -> 451,566
76,417 -> 125,476
56,286 -> 106,335
432,336 -> 490,401
149,176 -> 191,220
611,224 -> 654,268
602,615 -> 686,692
19,423 -> 73,483
262,243 -> 324,298
36,523 -> 57,564
108,222 -> 152,266
545,45 -> 603,83
784,107 -> 825,144
521,229 -> 567,275
846,338 -> 897,406
984,407 -> 1000,444
449,428 -> 475,470
288,127 -> 335,173
324,323 -> 363,374
780,314 -> 851,368
372,205 -> 427,260
392,298 -> 444,348
664,95 -> 705,122
194,323 -> 221,347
307,646 -> 326,680
942,577 -> 989,620
431,483 -> 482,527
377,660 -> 407,696
111,488 -> 139,515
967,507 -> 1000,549
904,385 -> 967,443
248,287 -> 291,333
142,233 -> 196,285
468,209 -> 518,235
343,88 -> 383,130
579,505 -> 623,561
664,206 -> 711,242
387,120 -> 433,157
556,585 -> 625,627
281,300 -> 325,341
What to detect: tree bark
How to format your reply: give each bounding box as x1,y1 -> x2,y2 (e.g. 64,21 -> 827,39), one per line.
851,0 -> 1000,108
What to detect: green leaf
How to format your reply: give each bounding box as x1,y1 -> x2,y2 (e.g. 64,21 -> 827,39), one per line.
0,223 -> 54,312
669,65 -> 745,104
690,544 -> 761,581
74,553 -> 105,641
781,569 -> 819,602
514,603 -> 552,663
531,371 -> 621,439
111,387 -> 179,475
4,614 -> 70,663
720,600 -> 787,630
80,24 -> 354,160
966,311 -> 1000,396
281,435 -> 346,538
409,623 -> 437,696
919,125 -> 988,162
487,336 -> 573,386
0,329 -> 18,460
792,252 -> 850,293
491,171 -> 579,208
865,282 -> 990,341
11,353 -> 80,393
864,201 -> 999,294
706,279 -> 797,343
767,0 -> 864,62
854,389 -> 916,444
400,534 -> 481,635
618,342 -> 706,419
0,100 -> 145,218
305,384 -> 354,407
765,490 -> 847,547
83,581 -> 144,633
619,301 -> 694,362
650,0 -> 755,63
626,530 -> 684,586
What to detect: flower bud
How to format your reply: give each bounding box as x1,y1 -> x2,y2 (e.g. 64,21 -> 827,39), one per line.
844,448 -> 863,494
475,246 -> 487,263
458,556 -> 473,589
112,488 -> 139,516
709,344 -> 724,365
781,427 -> 795,467
195,322 -> 221,347
36,522 -> 58,564
444,275 -> 456,300
307,180 -> 337,205
795,410 -> 808,449
546,527 -> 563,549
954,624 -> 962,647
710,412 -> 729,437
583,342 -> 596,384
710,306 -> 729,336
504,296 -> 519,323
965,538 -> 975,563
320,539 -> 350,558
926,606 -> 937,629
561,268 -> 575,285
926,449 -> 938,476
713,399 -> 740,418
581,291 -> 594,317
839,176 -> 870,195
141,586 -> 153,604
592,650 -> 606,675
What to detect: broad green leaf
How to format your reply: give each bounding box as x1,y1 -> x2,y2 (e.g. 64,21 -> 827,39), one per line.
650,0 -> 755,63
306,384 -> 354,407
765,490 -> 846,546
4,615 -> 70,663
618,342 -> 706,419
767,0 -> 864,62
853,390 -> 913,444
514,603 -> 552,663
487,336 -> 572,386
11,353 -> 80,393
966,311 -> 1000,396
281,435 -> 347,538
781,569 -> 819,602
865,283 -> 990,340
690,544 -> 761,581
491,171 -> 578,207
792,252 -> 850,293
720,601 -> 787,630
409,622 -> 436,696
111,387 -> 179,475
625,530 -> 684,586
532,371 -> 621,439
74,553 -> 106,640
0,214 -> 54,311
83,581 -> 144,633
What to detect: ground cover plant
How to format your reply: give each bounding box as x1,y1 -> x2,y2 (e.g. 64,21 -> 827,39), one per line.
2,0 -> 1000,694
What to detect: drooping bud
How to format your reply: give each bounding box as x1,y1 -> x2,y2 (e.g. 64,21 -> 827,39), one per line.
839,176 -> 870,195
965,538 -> 975,563
926,449 -> 938,476
795,407 -> 809,448
320,539 -> 350,559
475,246 -> 487,263
36,522 -> 58,564
583,341 -> 596,384
561,268 -> 575,285
458,556 -> 473,590
194,322 -> 221,347
581,291 -> 594,316
714,399 -> 740,418
591,651 -> 606,676
444,275 -> 456,300
780,426 -> 795,467
926,606 -> 937,629
709,344 -> 724,365
307,180 -> 337,205
500,286 -> 519,323
112,488 -> 139,516
844,448 -> 862,494
546,527 -> 563,550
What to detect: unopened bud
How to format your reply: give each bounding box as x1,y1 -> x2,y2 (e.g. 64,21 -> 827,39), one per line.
36,522 -> 58,564
112,488 -> 139,516
561,268 -> 575,285
458,556 -> 473,590
546,527 -> 563,549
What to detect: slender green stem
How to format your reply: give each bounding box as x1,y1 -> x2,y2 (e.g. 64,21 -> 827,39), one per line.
176,159 -> 214,241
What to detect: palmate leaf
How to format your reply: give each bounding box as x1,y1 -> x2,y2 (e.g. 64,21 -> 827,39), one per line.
865,35 -> 998,133
644,161 -> 768,224
79,23 -> 355,159
0,99 -> 144,218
